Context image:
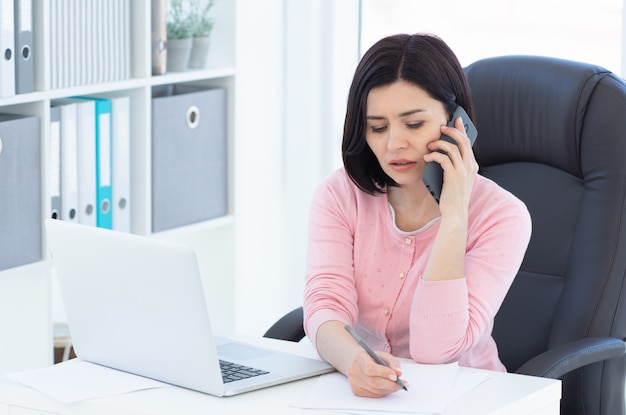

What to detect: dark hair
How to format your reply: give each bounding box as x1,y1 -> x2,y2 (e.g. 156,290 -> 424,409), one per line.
342,33 -> 474,195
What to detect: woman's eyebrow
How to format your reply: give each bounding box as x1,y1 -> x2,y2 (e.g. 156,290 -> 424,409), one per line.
399,108 -> 426,117
366,108 -> 426,120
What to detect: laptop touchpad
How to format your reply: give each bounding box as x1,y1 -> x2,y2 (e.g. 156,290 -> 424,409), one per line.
217,343 -> 273,361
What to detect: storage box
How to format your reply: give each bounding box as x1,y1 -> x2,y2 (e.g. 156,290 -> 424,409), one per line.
151,85 -> 227,232
0,114 -> 42,270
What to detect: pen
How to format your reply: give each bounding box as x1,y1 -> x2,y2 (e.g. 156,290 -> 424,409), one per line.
344,324 -> 408,391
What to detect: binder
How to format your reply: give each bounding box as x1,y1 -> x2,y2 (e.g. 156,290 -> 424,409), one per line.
92,0 -> 104,84
14,0 -> 34,94
94,98 -> 113,229
0,0 -> 15,97
64,0 -> 75,88
80,1 -> 93,85
0,113 -> 41,271
49,106 -> 62,219
121,0 -> 130,79
49,0 -> 58,89
55,97 -> 97,226
151,0 -> 167,75
53,100 -> 80,223
110,95 -> 131,232
109,0 -> 119,82
151,85 -> 227,232
59,0 -> 69,88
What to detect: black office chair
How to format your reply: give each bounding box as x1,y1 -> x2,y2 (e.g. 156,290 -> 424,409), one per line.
264,56 -> 626,415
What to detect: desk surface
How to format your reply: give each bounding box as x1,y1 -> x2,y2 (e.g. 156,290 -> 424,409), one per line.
0,335 -> 561,415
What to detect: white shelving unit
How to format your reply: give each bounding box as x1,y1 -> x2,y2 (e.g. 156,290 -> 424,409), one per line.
0,0 -> 236,373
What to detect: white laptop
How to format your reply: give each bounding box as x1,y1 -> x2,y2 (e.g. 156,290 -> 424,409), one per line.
45,219 -> 333,396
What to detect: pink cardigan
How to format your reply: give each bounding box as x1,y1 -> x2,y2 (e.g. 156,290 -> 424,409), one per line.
303,168 -> 531,371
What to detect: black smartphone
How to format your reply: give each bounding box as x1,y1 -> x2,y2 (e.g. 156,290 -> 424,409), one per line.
422,106 -> 478,203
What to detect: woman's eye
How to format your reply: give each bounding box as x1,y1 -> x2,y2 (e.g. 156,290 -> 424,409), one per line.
407,121 -> 424,129
370,125 -> 387,133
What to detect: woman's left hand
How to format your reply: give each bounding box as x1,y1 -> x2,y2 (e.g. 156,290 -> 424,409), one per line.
423,116 -> 478,215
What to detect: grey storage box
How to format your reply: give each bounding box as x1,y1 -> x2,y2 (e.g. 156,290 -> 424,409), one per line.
151,85 -> 227,232
0,114 -> 42,270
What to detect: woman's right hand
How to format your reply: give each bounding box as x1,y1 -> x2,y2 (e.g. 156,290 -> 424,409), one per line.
315,320 -> 409,397
346,349 -> 408,397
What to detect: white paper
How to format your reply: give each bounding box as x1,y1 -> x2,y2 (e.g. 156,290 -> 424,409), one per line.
341,373 -> 489,415
5,358 -> 168,403
293,361 -> 464,414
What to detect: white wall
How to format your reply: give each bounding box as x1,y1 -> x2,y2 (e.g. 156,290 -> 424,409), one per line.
0,263 -> 51,374
233,0 -> 359,335
233,0 -> 287,335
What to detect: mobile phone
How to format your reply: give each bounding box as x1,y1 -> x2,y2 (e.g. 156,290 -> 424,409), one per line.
422,106 -> 478,203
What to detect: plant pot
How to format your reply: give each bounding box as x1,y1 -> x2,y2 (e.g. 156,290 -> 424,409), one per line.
166,37 -> 193,72
188,36 -> 211,69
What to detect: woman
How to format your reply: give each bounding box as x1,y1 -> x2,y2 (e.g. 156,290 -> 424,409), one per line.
303,33 -> 531,398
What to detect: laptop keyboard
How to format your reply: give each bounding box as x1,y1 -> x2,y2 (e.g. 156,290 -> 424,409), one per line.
219,360 -> 270,383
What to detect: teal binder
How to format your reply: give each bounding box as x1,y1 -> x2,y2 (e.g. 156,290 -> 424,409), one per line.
92,98 -> 113,229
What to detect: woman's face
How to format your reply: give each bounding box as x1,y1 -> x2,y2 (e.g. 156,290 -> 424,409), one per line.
365,80 -> 448,189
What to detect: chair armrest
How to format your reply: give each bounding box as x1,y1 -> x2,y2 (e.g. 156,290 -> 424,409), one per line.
263,307 -> 305,342
516,337 -> 626,379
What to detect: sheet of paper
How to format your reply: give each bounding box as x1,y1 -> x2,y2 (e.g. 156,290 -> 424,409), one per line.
293,361 -> 463,414
338,373 -> 491,415
5,358 -> 168,403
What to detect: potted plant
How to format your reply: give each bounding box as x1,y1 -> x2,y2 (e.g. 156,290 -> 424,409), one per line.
188,0 -> 215,69
166,0 -> 194,72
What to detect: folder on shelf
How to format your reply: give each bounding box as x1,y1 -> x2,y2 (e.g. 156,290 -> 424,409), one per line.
52,100 -> 80,223
151,0 -> 167,75
0,113 -> 41,271
91,93 -> 132,232
77,97 -> 113,229
110,95 -> 131,232
93,1 -> 104,84
54,0 -> 67,88
151,85 -> 227,232
14,0 -> 34,94
79,1 -> 92,86
49,0 -> 59,89
94,98 -> 113,229
109,0 -> 119,82
55,97 -> 97,226
76,98 -> 97,226
64,0 -> 76,88
49,106 -> 62,220
0,0 -> 15,97
121,0 -> 131,79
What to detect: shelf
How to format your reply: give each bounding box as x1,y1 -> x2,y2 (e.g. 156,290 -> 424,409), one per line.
150,215 -> 235,238
0,0 -> 238,373
150,67 -> 236,86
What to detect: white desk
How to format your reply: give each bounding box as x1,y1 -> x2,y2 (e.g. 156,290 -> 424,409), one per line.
0,336 -> 561,415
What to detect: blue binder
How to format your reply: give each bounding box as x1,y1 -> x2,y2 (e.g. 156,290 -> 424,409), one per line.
92,98 -> 113,229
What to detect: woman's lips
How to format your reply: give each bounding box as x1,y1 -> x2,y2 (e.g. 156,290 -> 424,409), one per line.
389,159 -> 416,171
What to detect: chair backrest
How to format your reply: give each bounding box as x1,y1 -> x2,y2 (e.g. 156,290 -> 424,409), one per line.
465,55 -> 626,415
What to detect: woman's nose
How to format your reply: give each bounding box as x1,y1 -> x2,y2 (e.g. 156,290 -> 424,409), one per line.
386,128 -> 408,151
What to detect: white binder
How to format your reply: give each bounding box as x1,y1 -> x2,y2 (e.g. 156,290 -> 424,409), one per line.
53,101 -> 80,223
0,0 -> 15,97
49,0 -> 58,89
55,98 -> 97,226
49,106 -> 62,219
110,96 -> 131,232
